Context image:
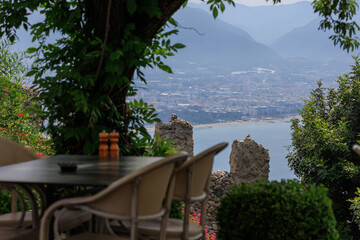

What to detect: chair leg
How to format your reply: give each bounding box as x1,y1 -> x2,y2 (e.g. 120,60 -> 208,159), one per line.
95,216 -> 106,233
11,189 -> 17,213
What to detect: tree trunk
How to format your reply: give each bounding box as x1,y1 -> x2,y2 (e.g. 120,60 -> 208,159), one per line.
67,0 -> 185,154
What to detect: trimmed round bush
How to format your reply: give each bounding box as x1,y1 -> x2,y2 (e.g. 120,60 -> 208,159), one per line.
216,179 -> 339,240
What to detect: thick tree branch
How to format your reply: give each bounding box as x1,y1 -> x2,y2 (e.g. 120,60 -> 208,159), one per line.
94,0 -> 112,83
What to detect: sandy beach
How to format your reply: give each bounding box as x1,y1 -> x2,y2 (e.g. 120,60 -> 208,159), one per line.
147,115 -> 301,132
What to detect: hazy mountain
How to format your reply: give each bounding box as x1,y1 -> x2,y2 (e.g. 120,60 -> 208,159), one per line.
189,1 -> 317,45
271,18 -> 354,65
164,7 -> 281,73
8,3 -> 355,78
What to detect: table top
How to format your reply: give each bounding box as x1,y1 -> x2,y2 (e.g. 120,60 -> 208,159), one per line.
0,155 -> 162,186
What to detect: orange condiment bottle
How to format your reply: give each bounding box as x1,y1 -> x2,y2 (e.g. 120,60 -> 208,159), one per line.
109,131 -> 119,159
99,131 -> 109,159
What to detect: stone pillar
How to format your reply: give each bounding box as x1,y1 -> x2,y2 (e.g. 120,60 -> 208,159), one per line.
229,134 -> 270,184
154,113 -> 194,157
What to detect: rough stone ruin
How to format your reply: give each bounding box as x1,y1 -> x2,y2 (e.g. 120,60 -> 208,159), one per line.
191,170 -> 235,236
230,134 -> 270,184
154,113 -> 194,157
155,116 -> 270,236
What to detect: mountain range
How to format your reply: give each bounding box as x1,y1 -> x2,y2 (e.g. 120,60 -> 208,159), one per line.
164,6 -> 281,74
191,1 -> 317,45
159,2 -> 357,76
8,2 -> 358,77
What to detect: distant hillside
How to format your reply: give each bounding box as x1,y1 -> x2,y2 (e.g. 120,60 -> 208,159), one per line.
190,1 -> 316,45
164,7 -> 281,73
271,18 -> 354,65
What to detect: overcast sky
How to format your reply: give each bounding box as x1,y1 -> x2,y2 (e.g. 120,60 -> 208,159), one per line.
190,0 -> 311,7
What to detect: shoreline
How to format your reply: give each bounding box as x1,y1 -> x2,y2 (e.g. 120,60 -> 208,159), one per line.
147,115 -> 301,132
193,115 -> 300,129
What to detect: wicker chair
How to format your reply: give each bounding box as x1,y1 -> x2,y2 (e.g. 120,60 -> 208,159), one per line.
39,152 -> 188,240
125,142 -> 229,240
0,137 -> 91,239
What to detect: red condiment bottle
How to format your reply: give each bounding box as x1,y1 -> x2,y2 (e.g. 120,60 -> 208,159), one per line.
109,131 -> 119,159
99,131 -> 109,159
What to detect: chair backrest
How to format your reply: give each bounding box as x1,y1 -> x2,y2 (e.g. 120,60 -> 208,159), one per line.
86,152 -> 187,219
172,142 -> 228,240
40,152 -> 188,240
0,137 -> 40,166
0,137 -> 41,224
173,142 -> 228,200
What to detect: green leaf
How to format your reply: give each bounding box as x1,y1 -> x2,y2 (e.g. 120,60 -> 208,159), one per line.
127,0 -> 137,15
220,2 -> 225,12
26,47 -> 37,54
168,17 -> 177,27
23,23 -> 28,31
212,7 -> 218,18
158,64 -> 173,73
173,43 -> 185,49
110,50 -> 124,61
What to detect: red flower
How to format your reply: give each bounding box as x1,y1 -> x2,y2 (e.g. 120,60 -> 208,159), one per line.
15,130 -> 19,133
18,114 -> 24,117
19,132 -> 25,136
36,140 -> 41,143
25,147 -> 30,150
36,153 -> 42,156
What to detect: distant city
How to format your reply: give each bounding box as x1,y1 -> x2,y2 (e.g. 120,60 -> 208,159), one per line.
132,2 -> 357,125
11,1 -> 357,125
135,64 -> 344,124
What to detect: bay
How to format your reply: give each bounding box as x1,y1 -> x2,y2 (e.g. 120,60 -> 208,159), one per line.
193,121 -> 297,180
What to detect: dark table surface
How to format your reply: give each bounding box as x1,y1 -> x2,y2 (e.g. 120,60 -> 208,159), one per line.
0,155 -> 162,186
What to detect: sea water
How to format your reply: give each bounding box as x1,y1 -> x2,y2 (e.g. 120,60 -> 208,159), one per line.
193,121 -> 297,180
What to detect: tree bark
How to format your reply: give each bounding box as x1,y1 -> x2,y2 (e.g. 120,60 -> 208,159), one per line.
69,0 -> 186,154
84,0 -> 185,40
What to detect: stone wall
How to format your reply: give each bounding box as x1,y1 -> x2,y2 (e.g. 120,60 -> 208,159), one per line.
191,170 -> 235,236
155,116 -> 270,236
191,135 -> 269,235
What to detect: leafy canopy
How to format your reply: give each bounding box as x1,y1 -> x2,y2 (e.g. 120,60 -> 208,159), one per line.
287,56 -> 360,237
0,0 -> 236,155
312,0 -> 360,51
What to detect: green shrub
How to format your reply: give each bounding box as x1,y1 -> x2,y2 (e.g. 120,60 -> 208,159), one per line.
142,133 -> 181,219
287,57 -> 360,237
169,200 -> 184,220
0,40 -> 55,157
350,188 -> 360,229
216,180 -> 339,240
0,76 -> 55,157
0,190 -> 11,214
